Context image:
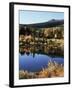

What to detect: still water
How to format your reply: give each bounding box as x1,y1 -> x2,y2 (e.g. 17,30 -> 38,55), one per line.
19,53 -> 64,72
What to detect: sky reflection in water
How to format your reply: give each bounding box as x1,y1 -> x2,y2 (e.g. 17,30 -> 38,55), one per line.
19,53 -> 64,72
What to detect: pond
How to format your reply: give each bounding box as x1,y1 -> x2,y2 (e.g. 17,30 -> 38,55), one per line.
19,53 -> 64,72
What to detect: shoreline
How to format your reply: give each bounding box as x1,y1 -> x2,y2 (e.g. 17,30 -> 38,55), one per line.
19,60 -> 64,79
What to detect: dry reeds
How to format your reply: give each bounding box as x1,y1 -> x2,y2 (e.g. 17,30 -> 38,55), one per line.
19,60 -> 64,79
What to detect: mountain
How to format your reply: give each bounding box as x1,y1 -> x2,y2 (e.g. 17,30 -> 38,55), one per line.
19,19 -> 64,29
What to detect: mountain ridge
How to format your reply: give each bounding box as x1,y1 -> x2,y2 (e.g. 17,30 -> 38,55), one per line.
19,19 -> 64,28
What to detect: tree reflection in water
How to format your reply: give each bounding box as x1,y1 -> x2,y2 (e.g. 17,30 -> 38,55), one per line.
19,42 -> 64,57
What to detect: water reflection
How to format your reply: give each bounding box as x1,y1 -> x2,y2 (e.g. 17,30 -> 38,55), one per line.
19,41 -> 64,72
19,44 -> 64,72
19,43 -> 64,57
19,53 -> 64,72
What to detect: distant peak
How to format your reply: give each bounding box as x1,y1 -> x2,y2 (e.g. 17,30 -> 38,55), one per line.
48,19 -> 56,22
51,19 -> 55,21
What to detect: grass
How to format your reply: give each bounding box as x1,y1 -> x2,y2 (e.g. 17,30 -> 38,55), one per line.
19,60 -> 64,79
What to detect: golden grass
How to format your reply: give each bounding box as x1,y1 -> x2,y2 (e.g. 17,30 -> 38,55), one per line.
19,60 -> 64,79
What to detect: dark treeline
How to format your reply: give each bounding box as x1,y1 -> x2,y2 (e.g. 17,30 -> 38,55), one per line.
19,25 -> 64,39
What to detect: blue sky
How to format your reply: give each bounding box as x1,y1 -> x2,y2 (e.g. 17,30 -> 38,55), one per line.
19,10 -> 64,24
